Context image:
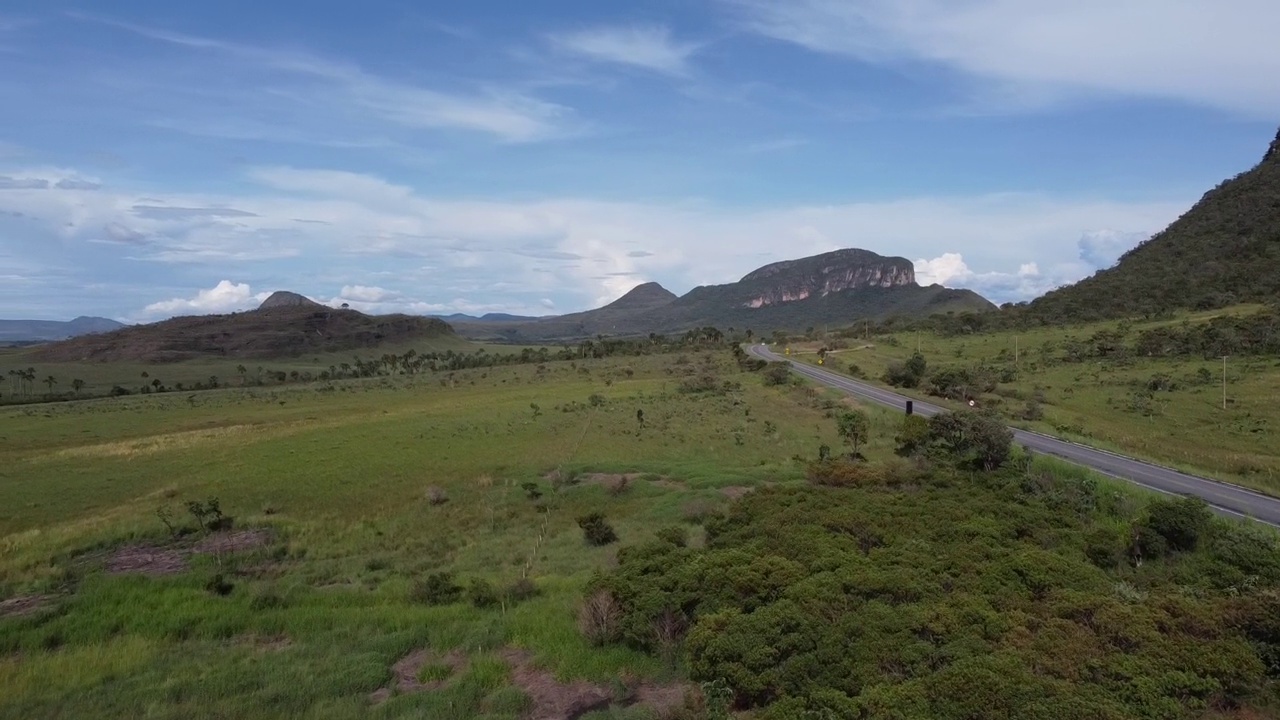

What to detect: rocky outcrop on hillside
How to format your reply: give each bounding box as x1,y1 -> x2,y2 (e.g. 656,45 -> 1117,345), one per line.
739,250 -> 915,308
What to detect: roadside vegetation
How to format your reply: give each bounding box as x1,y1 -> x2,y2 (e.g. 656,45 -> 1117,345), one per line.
780,305 -> 1280,494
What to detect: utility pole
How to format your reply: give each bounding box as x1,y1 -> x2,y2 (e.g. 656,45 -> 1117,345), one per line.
1222,355 -> 1228,410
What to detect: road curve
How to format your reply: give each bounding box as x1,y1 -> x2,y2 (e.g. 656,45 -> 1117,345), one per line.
749,344 -> 1280,527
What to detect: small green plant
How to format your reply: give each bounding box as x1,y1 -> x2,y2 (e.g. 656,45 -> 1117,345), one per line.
467,578 -> 500,609
410,572 -> 463,605
205,573 -> 234,596
249,590 -> 286,611
187,497 -> 230,533
577,512 -> 618,546
520,481 -> 543,500
530,402 -> 542,418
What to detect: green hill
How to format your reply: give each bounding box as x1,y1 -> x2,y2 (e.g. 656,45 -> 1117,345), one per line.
1026,127 -> 1280,322
32,292 -> 459,363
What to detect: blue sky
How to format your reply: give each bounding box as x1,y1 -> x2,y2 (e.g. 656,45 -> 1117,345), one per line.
0,0 -> 1277,321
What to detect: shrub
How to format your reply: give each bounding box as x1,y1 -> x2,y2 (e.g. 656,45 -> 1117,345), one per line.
656,526 -> 689,547
578,589 -> 622,645
467,578 -> 500,609
1142,496 -> 1212,552
847,363 -> 865,378
1019,400 -> 1045,421
425,486 -> 449,506
520,481 -> 543,500
1084,527 -> 1121,568
505,577 -> 540,604
762,363 -> 792,387
1129,525 -> 1169,564
578,512 -> 619,546
205,573 -> 234,596
894,414 -> 930,457
410,572 -> 462,605
885,353 -> 927,388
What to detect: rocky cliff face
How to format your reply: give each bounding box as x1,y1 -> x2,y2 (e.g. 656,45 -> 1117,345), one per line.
739,249 -> 915,309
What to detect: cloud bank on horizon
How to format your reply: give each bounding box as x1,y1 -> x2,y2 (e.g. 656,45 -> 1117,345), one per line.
0,1 -> 1276,322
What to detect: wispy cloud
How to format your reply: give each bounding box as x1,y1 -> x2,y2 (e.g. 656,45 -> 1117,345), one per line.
70,12 -> 575,142
550,25 -> 699,76
723,0 -> 1280,117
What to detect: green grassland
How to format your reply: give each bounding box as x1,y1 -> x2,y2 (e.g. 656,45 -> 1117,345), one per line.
786,307 -> 1280,494
0,336 -> 543,403
5,344 -> 1280,718
0,351 -> 894,719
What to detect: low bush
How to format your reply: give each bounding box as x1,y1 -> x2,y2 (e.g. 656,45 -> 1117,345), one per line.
410,572 -> 462,605
578,512 -> 619,546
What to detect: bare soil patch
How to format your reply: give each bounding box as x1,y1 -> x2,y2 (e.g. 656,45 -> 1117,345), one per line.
633,681 -> 695,716
720,485 -> 754,500
501,648 -> 612,720
0,594 -> 51,618
194,529 -> 272,555
105,545 -> 188,576
104,528 -> 273,576
369,649 -> 468,705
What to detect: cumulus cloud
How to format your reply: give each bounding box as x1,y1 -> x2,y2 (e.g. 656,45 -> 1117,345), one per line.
140,280 -> 272,318
550,25 -> 699,75
724,0 -> 1280,116
1078,229 -> 1148,269
915,253 -> 1064,303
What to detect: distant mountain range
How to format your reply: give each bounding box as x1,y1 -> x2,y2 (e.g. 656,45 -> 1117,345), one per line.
21,248 -> 994,361
0,316 -> 125,343
33,293 -> 455,363
450,248 -> 994,342
1024,126 -> 1280,321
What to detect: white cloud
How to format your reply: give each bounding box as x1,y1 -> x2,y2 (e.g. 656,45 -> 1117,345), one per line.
724,0 -> 1280,116
1078,229 -> 1148,269
337,285 -> 397,303
72,13 -> 573,143
915,253 -> 1060,302
550,25 -> 699,76
140,280 -> 272,319
2,163 -> 1191,318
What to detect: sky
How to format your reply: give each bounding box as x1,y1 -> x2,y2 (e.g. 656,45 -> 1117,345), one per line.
0,1 -> 1277,322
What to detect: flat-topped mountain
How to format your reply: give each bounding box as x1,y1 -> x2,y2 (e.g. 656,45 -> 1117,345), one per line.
0,316 -> 125,343
258,291 -> 325,311
33,293 -> 456,362
452,248 -> 992,342
1025,125 -> 1280,321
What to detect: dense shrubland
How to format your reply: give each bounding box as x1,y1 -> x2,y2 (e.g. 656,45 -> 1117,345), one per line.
581,408 -> 1280,718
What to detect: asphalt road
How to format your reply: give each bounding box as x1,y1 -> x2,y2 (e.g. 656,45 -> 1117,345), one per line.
749,344 -> 1280,527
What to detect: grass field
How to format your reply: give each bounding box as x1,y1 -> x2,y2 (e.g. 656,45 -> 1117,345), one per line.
0,350 -> 912,719
783,307 -> 1280,494
0,336 -> 549,404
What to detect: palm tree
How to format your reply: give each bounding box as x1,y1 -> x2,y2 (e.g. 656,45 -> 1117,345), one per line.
71,379 -> 85,395
43,375 -> 57,393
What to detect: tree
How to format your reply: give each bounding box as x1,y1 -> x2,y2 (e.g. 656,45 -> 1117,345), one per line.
43,375 -> 57,393
836,410 -> 870,458
925,410 -> 1013,471
71,378 -> 85,395
894,414 -> 930,457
